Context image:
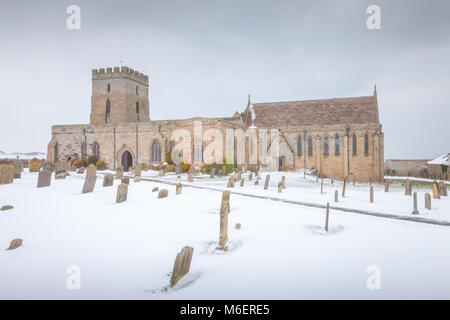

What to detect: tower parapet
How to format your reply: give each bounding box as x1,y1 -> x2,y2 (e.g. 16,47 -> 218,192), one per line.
92,66 -> 149,86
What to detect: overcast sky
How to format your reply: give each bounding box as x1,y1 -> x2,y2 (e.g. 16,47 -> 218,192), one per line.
0,0 -> 448,159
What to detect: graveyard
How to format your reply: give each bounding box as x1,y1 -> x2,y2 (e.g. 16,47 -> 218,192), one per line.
1,165 -> 450,299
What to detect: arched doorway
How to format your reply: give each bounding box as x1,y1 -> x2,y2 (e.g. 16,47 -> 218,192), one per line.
121,151 -> 133,172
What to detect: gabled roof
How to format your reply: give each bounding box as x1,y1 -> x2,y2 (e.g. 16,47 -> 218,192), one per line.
251,95 -> 379,128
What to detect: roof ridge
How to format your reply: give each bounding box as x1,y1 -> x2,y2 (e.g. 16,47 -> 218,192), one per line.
253,95 -> 374,106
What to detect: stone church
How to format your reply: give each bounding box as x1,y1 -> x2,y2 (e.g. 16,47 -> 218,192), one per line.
47,66 -> 384,182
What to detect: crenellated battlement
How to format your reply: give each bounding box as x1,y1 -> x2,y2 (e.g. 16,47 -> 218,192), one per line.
92,66 -> 149,86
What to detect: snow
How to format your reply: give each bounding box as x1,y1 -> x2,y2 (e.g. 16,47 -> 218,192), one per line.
428,153 -> 450,166
1,169 -> 450,299
0,151 -> 46,160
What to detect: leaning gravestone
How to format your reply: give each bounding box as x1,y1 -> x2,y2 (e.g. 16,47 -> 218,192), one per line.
405,179 -> 412,196
115,166 -> 124,180
264,174 -> 270,190
55,170 -> 67,180
176,183 -> 182,195
0,165 -> 14,185
425,193 -> 431,210
158,189 -> 168,199
82,174 -> 97,193
116,183 -> 128,203
86,164 -> 97,176
6,238 -> 23,250
170,246 -> 194,286
439,181 -> 448,196
432,181 -> 440,199
29,158 -> 41,172
103,173 -> 114,187
210,168 -> 216,178
37,169 -> 51,188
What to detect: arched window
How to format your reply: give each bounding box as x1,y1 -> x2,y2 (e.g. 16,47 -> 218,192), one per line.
107,83 -> 110,92
297,135 -> 302,156
105,99 -> 111,123
335,135 -> 340,155
308,135 -> 313,156
193,140 -> 203,163
136,101 -> 140,121
323,136 -> 329,155
151,140 -> 161,162
364,134 -> 369,156
352,135 -> 357,155
92,142 -> 100,159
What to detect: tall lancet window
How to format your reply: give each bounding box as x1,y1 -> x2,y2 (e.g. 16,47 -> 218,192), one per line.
136,101 -> 140,121
297,135 -> 302,156
352,135 -> 357,155
335,135 -> 340,155
364,134 -> 369,156
323,136 -> 329,155
308,135 -> 313,156
105,99 -> 111,123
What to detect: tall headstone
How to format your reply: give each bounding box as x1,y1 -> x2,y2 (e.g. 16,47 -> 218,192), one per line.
103,173 -> 114,187
320,177 -> 324,194
334,190 -> 338,202
210,168 -> 216,178
439,181 -> 448,196
411,192 -> 419,215
405,179 -> 412,196
115,166 -> 124,180
170,246 -> 194,286
325,202 -> 330,232
0,165 -> 14,185
217,190 -> 230,251
432,181 -> 440,199
425,193 -> 431,210
278,181 -> 283,193
342,176 -> 347,197
37,169 -> 51,188
29,158 -> 41,172
82,174 -> 97,193
116,183 -> 128,203
370,186 -> 374,203
176,183 -> 182,195
281,176 -> 286,189
264,174 -> 270,190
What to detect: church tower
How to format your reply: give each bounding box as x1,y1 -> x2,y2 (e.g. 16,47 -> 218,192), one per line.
90,66 -> 150,125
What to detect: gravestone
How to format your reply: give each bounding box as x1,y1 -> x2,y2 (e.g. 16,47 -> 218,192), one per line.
331,176 -> 334,185
13,162 -> 22,179
7,238 -> 23,250
175,165 -> 181,175
158,189 -> 168,199
152,187 -> 159,192
227,177 -> 235,188
103,173 -> 114,187
176,183 -> 182,195
134,175 -> 141,182
210,168 -> 216,178
370,186 -> 374,203
82,174 -> 97,193
320,177 -> 323,194
235,172 -> 241,182
188,172 -> 194,182
115,166 -> 124,180
325,203 -> 330,232
278,181 -> 283,193
425,193 -> 431,210
264,174 -> 270,190
282,176 -> 286,189
254,179 -> 259,185
235,223 -> 241,230
86,164 -> 97,176
37,169 -> 51,188
412,192 -> 419,215
439,182 -> 448,196
29,158 -> 41,172
116,183 -> 128,203
55,170 -> 67,180
405,179 -> 412,196
159,169 -> 165,177
432,181 -> 440,199
0,165 -> 14,185
334,190 -> 338,202
170,246 -> 194,286
240,178 -> 245,187
384,180 -> 390,192
121,177 -> 130,185
1,205 -> 13,211
248,173 -> 253,181
342,176 -> 347,197
217,190 -> 230,251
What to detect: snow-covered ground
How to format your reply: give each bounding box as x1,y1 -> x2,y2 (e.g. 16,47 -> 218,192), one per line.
1,169 -> 450,299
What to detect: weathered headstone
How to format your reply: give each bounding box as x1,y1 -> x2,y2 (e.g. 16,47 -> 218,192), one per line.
217,190 -> 230,251
264,174 -> 270,190
370,186 -> 374,203
176,183 -> 182,195
235,172 -> 241,182
248,173 -> 253,181
82,174 -> 97,193
1,205 -> 13,211
6,238 -> 23,250
439,181 -> 448,196
158,189 -> 168,199
240,178 -> 245,187
227,177 -> 235,188
425,193 -> 431,210
282,176 -> 286,189
170,246 -> 194,286
384,180 -> 390,192
334,190 -> 338,202
405,179 -> 412,196
235,223 -> 241,230
55,170 -> 67,180
278,181 -> 283,193
116,183 -> 128,203
13,162 -> 23,179
29,158 -> 41,172
152,187 -> 159,192
103,173 -> 114,187
188,172 -> 194,182
221,190 -> 231,214
175,165 -> 181,175
115,166 -> 124,180
37,169 -> 51,188
0,165 -> 14,185
133,175 -> 141,182
210,168 -> 216,178
432,181 -> 440,199
412,192 -> 419,215
342,176 -> 347,197
121,177 -> 130,185
325,202 -> 330,232
159,169 -> 165,177
43,162 -> 53,172
86,164 -> 97,176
